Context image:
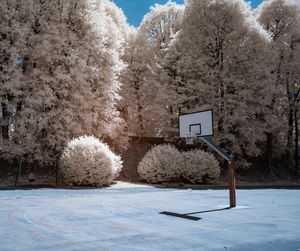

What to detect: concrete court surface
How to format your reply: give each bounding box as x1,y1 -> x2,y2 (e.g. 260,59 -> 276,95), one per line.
0,183 -> 299,251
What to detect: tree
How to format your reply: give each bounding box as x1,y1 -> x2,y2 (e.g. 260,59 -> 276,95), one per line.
87,0 -> 131,151
257,0 -> 300,171
121,1 -> 184,137
162,0 -> 273,163
0,0 -> 33,157
0,0 -> 130,160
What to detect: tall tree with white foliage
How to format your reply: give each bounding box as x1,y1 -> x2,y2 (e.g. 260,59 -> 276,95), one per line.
121,2 -> 184,137
161,0 -> 273,163
257,0 -> 300,170
0,0 -> 33,156
0,0 -> 130,160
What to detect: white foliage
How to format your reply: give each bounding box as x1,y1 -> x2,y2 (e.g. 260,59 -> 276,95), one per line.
182,149 -> 221,183
137,144 -> 183,183
137,144 -> 220,183
60,136 -> 122,187
140,1 -> 184,46
255,0 -> 300,18
256,0 -> 300,158
160,0 -> 275,160
87,0 -> 129,75
221,0 -> 271,40
0,0 -> 131,159
121,1 -> 184,137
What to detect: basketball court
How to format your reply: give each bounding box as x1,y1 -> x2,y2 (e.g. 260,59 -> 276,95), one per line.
0,184 -> 300,251
1,110 -> 299,250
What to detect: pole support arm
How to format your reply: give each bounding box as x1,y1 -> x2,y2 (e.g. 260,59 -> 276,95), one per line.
200,136 -> 236,208
200,136 -> 234,162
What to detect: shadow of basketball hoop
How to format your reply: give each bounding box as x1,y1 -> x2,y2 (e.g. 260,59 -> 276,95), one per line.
159,207 -> 231,221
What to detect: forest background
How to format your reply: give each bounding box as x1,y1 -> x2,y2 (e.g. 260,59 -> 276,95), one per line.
1,0 -> 300,181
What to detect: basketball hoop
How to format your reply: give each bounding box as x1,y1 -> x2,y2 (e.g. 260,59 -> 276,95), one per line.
184,133 -> 196,145
179,110 -> 214,139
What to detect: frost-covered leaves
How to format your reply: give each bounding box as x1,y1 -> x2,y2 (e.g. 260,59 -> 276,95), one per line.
122,0 -> 276,162
60,135 -> 122,187
137,144 -> 184,183
0,0 -> 34,158
257,0 -> 300,157
121,2 -> 184,137
173,0 -> 273,160
183,150 -> 221,183
87,0 -> 131,148
140,2 -> 184,49
137,144 -> 220,183
0,0 -> 130,160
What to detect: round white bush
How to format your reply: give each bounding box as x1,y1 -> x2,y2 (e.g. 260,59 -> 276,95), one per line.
182,149 -> 220,183
138,145 -> 220,184
60,136 -> 122,187
137,144 -> 184,183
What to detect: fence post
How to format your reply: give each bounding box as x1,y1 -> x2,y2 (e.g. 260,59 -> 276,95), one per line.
15,158 -> 23,187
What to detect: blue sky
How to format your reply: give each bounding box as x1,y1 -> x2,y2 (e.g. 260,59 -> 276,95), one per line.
112,0 -> 264,27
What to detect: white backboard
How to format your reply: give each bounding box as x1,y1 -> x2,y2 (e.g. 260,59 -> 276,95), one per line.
179,110 -> 214,138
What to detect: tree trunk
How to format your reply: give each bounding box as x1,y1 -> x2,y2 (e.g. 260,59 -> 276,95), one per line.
1,102 -> 9,140
217,79 -> 225,133
294,109 -> 299,177
266,132 -> 274,175
137,101 -> 144,137
286,104 -> 294,168
134,82 -> 144,137
216,36 -> 225,133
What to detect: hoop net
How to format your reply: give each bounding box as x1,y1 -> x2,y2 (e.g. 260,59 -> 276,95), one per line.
184,133 -> 196,145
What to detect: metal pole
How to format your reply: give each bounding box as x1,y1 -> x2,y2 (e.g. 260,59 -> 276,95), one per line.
200,136 -> 236,208
228,161 -> 236,208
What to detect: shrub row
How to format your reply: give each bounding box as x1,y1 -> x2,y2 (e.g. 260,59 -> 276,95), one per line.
60,138 -> 219,187
137,144 -> 220,184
